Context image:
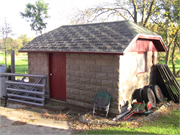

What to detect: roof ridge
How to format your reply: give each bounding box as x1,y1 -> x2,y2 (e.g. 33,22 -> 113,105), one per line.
62,20 -> 129,27
125,21 -> 158,36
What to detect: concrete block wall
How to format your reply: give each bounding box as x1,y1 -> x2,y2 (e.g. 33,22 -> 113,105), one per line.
66,53 -> 120,114
27,51 -> 157,114
28,53 -> 49,95
119,51 -> 155,108
119,52 -> 138,107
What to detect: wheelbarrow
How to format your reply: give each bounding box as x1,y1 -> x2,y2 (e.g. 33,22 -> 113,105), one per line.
122,100 -> 152,122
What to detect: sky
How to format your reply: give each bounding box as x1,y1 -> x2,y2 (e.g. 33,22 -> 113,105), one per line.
0,0 -> 114,39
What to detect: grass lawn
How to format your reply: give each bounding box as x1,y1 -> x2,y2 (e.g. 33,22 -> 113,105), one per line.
0,52 -> 28,74
158,59 -> 180,74
78,109 -> 179,134
176,78 -> 180,84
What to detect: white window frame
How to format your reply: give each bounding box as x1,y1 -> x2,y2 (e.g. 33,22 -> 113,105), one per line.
137,52 -> 147,73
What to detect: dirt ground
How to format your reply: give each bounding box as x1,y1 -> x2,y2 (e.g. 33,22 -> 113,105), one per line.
1,99 -> 179,132
70,101 -> 179,131
35,100 -> 180,131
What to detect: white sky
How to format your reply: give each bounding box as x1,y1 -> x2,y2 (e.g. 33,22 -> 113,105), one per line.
0,0 -> 114,39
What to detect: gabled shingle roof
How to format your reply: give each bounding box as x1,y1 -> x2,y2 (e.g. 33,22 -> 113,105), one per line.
19,20 -> 158,53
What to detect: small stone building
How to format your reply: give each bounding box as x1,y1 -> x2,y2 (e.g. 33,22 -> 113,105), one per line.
19,21 -> 167,114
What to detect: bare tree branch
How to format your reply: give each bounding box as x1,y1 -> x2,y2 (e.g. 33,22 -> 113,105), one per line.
132,0 -> 138,23
88,7 -> 133,22
141,0 -> 146,25
144,0 -> 156,27
71,0 -> 159,27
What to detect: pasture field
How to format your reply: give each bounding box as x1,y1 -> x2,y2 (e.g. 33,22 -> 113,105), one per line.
0,52 -> 28,74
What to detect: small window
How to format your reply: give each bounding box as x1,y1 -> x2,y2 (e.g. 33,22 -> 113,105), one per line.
137,52 -> 146,73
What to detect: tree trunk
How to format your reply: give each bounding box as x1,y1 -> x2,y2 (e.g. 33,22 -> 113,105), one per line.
141,0 -> 145,25
132,0 -> 137,23
11,50 -> 15,81
5,50 -> 7,67
4,38 -> 7,67
165,44 -> 171,65
171,43 -> 176,75
165,28 -> 178,65
143,0 -> 156,27
171,31 -> 178,75
165,21 -> 169,64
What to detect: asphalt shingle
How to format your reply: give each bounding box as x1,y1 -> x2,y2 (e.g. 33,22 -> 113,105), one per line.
19,20 -> 158,53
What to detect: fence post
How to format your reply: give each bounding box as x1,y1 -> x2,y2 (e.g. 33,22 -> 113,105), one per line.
11,50 -> 15,81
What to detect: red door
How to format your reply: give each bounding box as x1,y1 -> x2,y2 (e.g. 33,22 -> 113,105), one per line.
49,53 -> 66,100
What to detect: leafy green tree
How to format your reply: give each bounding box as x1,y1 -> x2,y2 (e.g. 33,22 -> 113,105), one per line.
0,37 -> 22,55
4,37 -> 13,53
20,0 -> 50,35
0,19 -> 13,67
146,0 -> 179,75
10,38 -> 23,54
0,39 -> 3,50
151,0 -> 179,67
19,34 -> 33,46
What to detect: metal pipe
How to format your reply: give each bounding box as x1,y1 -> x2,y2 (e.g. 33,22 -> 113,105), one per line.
7,94 -> 44,101
0,73 -> 46,78
6,81 -> 45,87
8,98 -> 44,106
6,88 -> 45,95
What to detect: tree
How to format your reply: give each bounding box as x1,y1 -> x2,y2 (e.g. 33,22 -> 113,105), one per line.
0,39 -> 3,50
19,34 -> 33,46
151,0 -> 179,66
145,0 -> 179,75
0,35 -> 32,56
72,0 -> 180,75
72,0 -> 157,27
0,19 -> 13,67
4,37 -> 13,53
20,0 -> 50,35
9,37 -> 23,54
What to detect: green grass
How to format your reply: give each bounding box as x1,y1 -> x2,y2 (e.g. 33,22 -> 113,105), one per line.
0,52 -> 28,74
79,109 -> 179,134
176,78 -> 180,84
158,59 -> 180,74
